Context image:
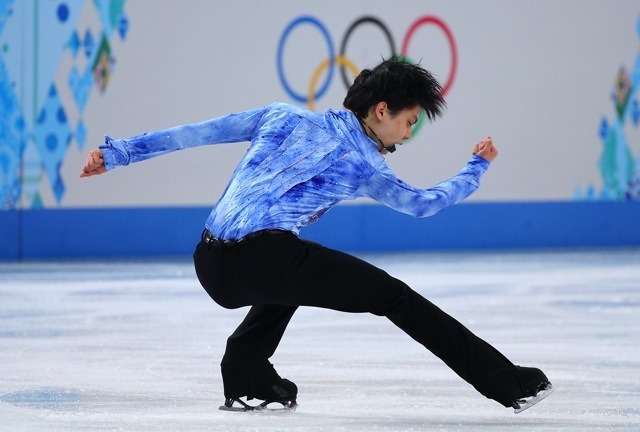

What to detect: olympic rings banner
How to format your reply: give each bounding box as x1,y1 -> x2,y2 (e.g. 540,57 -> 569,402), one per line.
276,15 -> 458,139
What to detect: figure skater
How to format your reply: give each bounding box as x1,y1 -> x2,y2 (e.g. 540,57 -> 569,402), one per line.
81,57 -> 553,413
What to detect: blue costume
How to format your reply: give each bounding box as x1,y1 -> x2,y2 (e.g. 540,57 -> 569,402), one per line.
101,103 -> 489,239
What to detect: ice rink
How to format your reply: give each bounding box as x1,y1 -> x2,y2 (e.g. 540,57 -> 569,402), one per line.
1,248 -> 639,431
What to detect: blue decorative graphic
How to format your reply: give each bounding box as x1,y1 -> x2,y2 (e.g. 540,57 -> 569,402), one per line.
0,56 -> 22,209
57,3 -> 70,23
0,0 -> 129,208
75,119 -> 87,149
599,117 -> 608,140
69,66 -> 93,112
94,0 -> 126,37
83,29 -> 95,58
0,0 -> 13,36
34,84 -> 72,203
584,14 -> 640,201
117,13 -> 129,39
22,139 -> 44,208
67,30 -> 80,58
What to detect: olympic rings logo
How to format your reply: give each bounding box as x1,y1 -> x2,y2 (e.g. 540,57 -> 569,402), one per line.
276,15 -> 458,138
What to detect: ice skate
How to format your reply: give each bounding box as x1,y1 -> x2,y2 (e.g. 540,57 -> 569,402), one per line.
219,396 -> 297,412
219,361 -> 297,412
512,370 -> 554,414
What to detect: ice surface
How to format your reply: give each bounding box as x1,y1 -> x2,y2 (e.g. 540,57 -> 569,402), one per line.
1,249 -> 639,431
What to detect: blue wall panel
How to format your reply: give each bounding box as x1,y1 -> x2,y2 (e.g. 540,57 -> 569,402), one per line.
0,210 -> 20,260
304,201 -> 640,252
20,207 -> 210,259
3,201 -> 637,260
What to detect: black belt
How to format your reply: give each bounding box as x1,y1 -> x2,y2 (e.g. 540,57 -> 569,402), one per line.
201,229 -> 291,246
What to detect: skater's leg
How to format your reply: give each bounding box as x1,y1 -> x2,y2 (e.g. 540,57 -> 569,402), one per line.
194,232 -> 549,408
220,304 -> 299,401
381,283 -> 523,406
220,233 -> 545,407
222,304 -> 298,366
194,240 -> 299,404
385,288 -> 551,408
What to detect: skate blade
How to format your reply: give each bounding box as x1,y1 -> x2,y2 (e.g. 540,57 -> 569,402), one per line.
219,398 -> 297,413
513,383 -> 554,414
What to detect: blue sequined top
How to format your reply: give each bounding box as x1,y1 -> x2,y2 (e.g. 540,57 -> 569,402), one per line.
101,103 -> 490,240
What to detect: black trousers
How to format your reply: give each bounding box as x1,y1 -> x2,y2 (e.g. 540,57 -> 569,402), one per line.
193,231 -> 522,407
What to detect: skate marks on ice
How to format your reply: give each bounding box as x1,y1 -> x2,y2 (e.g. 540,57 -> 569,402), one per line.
0,387 -> 179,413
1,387 -> 81,411
0,250 -> 639,431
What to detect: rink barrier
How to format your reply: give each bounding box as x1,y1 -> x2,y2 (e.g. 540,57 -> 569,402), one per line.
1,201 -> 640,260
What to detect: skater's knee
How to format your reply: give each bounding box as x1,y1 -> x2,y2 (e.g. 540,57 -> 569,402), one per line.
373,279 -> 414,318
196,275 -> 245,309
210,287 -> 245,309
194,264 -> 245,309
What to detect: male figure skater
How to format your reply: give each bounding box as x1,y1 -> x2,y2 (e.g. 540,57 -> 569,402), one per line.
81,58 -> 553,413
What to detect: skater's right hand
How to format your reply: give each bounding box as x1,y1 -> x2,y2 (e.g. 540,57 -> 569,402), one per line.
472,136 -> 498,163
80,149 -> 106,178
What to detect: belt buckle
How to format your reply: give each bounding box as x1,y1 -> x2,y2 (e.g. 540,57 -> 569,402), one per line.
202,229 -> 219,245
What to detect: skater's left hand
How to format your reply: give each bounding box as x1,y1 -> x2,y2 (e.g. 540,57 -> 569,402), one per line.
80,149 -> 106,178
472,136 -> 498,162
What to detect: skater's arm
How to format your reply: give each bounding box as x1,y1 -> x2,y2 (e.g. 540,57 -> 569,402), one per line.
360,138 -> 497,217
81,106 -> 269,176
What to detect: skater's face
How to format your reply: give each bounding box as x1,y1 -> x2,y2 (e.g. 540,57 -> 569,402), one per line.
367,103 -> 421,155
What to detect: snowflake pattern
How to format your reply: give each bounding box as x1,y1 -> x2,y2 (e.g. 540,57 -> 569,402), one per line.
0,0 -> 128,208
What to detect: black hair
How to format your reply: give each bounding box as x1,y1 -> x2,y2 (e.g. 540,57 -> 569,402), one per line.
343,57 -> 446,121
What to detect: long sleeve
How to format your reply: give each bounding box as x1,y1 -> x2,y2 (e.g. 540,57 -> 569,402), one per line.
359,155 -> 490,217
100,106 -> 269,170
